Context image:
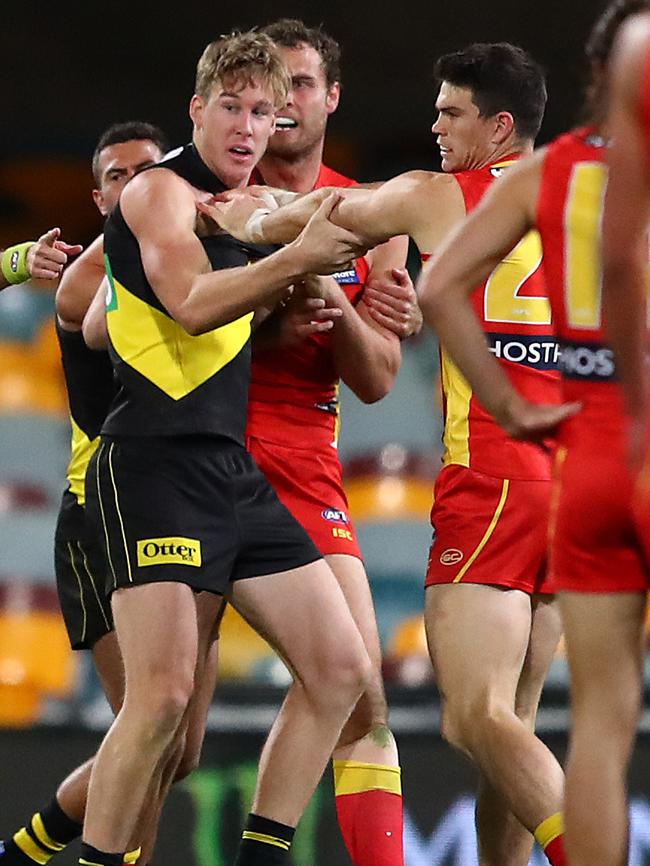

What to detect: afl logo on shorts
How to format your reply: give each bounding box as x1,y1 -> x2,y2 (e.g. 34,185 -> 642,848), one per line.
321,508 -> 349,525
440,548 -> 463,566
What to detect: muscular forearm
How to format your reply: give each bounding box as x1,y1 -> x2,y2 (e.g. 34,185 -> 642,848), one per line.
256,188 -> 332,244
177,245 -> 312,336
330,284 -> 400,403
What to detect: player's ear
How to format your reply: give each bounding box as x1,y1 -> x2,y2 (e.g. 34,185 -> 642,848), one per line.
326,81 -> 341,115
92,188 -> 108,217
493,111 -> 515,145
189,94 -> 204,129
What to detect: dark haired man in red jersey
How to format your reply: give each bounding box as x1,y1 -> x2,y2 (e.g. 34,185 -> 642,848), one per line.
202,40 -> 567,866
412,3 -> 650,865
239,20 -> 420,866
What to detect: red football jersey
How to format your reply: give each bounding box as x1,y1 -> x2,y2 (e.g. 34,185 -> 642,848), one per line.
430,157 -> 560,481
536,127 -> 625,446
247,165 -> 368,446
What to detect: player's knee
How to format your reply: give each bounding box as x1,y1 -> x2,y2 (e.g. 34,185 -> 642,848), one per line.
309,644 -> 372,711
144,677 -> 194,742
441,694 -> 509,758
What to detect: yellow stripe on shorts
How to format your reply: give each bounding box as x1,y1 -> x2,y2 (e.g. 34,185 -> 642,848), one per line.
453,479 -> 510,582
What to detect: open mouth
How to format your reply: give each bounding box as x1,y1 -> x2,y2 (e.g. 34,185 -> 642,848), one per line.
229,146 -> 254,158
275,117 -> 298,131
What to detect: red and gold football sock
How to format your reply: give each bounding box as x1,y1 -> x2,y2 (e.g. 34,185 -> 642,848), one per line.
534,812 -> 567,866
333,760 -> 404,866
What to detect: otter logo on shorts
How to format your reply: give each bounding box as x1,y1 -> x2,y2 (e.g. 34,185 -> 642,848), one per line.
440,548 -> 463,566
137,537 -> 202,567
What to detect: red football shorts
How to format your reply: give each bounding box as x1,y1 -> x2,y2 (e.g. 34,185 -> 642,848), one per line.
426,464 -> 552,593
548,440 -> 650,593
246,435 -> 362,560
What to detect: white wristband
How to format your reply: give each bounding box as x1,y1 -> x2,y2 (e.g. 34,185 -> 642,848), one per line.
245,209 -> 271,243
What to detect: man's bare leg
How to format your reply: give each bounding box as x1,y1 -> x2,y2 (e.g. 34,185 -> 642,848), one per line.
560,591 -> 645,866
325,554 -> 403,866
229,559 -> 371,863
82,582 -> 200,854
55,632 -> 125,823
475,595 -> 562,866
135,593 -> 223,865
426,585 -> 564,857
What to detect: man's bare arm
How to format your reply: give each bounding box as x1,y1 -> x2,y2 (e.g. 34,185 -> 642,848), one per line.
602,15 -> 650,424
122,171 -> 372,336
327,277 -> 401,403
56,234 -> 106,330
417,152 -> 579,438
200,171 -> 466,253
82,278 -> 110,350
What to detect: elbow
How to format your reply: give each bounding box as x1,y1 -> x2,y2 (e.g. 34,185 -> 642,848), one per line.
354,369 -> 398,404
55,288 -> 83,328
175,305 -> 212,337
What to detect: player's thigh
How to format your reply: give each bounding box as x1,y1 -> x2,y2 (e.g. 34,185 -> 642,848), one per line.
326,553 -> 383,670
425,583 -> 533,707
91,630 -> 125,714
112,581 -> 200,700
230,559 -> 369,685
513,594 -> 562,726
559,591 -> 646,729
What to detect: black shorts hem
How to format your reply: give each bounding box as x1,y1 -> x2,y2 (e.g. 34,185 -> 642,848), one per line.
233,550 -> 323,582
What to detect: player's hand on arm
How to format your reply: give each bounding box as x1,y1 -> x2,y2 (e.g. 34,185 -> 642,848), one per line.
363,267 -> 422,339
321,274 -> 401,403
198,187 -> 331,244
82,277 -> 110,350
56,234 -> 106,330
275,283 -> 343,347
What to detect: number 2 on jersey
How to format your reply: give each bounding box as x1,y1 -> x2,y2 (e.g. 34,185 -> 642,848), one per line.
484,231 -> 551,325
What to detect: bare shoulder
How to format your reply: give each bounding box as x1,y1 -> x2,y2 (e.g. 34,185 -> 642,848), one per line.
120,168 -> 196,235
121,167 -> 194,213
381,170 -> 463,217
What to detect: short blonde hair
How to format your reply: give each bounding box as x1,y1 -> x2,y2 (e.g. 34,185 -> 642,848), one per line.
195,31 -> 289,108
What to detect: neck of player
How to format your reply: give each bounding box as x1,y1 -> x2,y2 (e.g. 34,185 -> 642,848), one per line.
258,139 -> 325,193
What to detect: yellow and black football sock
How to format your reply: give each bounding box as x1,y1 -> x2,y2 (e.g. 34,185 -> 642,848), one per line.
3,798 -> 82,866
233,814 -> 295,865
79,843 -> 123,866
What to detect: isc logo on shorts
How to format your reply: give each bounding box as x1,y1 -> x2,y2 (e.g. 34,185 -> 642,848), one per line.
137,536 -> 202,567
440,548 -> 463,566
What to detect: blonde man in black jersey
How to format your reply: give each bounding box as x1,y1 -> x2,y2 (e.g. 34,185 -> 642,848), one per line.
79,31 -> 373,866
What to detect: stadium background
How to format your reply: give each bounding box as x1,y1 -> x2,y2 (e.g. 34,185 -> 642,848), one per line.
3,1 -> 650,864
